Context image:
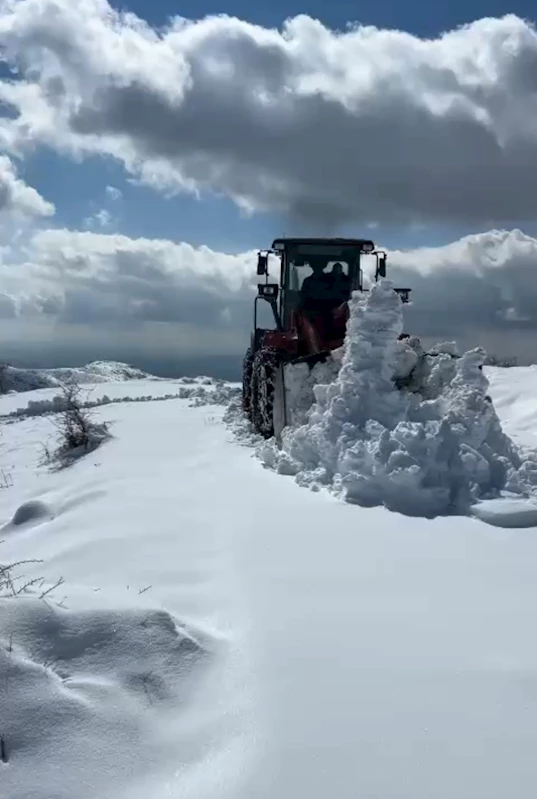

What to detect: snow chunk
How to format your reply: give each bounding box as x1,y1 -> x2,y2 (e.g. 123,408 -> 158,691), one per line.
471,497 -> 537,528
283,354 -> 341,428
262,281 -> 534,519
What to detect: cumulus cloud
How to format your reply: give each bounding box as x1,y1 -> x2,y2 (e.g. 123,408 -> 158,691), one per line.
19,228 -> 257,333
391,229 -> 537,342
0,154 -> 54,218
0,3 -> 536,225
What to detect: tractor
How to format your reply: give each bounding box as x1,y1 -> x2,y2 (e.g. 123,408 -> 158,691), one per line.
242,237 -> 412,439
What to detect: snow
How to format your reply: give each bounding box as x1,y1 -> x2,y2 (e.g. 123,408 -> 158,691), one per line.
1,393 -> 251,799
3,352 -> 537,797
257,281 -> 537,520
2,599 -> 210,799
485,364 -> 537,449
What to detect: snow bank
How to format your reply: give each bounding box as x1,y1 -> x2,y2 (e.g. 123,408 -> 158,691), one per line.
259,281 -> 536,518
5,382 -> 241,420
0,361 -> 231,396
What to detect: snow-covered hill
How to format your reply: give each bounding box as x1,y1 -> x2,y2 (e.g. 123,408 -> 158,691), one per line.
0,360 -> 151,393
2,342 -> 537,797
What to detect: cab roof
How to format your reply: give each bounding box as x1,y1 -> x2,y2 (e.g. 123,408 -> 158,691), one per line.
271,237 -> 375,251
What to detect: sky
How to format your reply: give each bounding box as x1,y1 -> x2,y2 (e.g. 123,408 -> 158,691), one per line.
0,0 -> 537,375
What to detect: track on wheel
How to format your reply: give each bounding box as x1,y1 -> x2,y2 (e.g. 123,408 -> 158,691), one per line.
242,346 -> 254,419
250,347 -> 280,438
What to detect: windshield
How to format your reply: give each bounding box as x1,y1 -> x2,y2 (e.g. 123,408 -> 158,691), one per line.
288,259 -> 350,290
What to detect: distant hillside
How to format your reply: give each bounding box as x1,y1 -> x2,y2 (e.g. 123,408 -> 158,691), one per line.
0,361 -> 151,394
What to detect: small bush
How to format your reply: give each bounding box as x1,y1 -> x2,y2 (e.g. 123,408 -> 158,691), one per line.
48,379 -> 110,467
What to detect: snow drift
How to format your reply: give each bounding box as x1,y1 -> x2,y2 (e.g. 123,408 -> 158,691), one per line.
258,280 -> 537,518
0,598 -> 211,796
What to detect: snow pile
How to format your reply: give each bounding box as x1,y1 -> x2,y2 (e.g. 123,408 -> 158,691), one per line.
283,355 -> 342,428
0,360 -> 150,393
281,335 -> 463,431
259,280 -> 533,518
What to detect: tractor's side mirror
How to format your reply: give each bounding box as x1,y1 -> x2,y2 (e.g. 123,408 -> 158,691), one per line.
257,253 -> 268,276
258,283 -> 279,300
376,254 -> 387,279
395,288 -> 411,303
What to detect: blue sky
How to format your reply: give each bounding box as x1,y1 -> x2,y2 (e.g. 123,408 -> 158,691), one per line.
122,0 -> 533,37
17,0 -> 537,255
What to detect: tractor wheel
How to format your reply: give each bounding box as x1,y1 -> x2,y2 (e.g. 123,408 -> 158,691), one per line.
242,346 -> 254,419
251,347 -> 279,438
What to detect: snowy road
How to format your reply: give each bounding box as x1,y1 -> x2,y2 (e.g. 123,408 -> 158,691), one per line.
2,378 -> 537,798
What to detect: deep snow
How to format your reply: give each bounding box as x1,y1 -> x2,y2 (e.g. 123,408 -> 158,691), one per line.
2,359 -> 537,798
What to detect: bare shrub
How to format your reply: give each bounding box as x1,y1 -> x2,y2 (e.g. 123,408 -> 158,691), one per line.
48,378 -> 110,467
0,552 -> 44,597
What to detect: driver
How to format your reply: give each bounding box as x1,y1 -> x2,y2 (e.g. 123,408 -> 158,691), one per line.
326,262 -> 350,304
300,261 -> 331,312
297,260 -> 333,353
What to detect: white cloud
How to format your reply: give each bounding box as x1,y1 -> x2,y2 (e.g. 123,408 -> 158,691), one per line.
84,208 -> 112,229
0,154 -> 54,218
390,229 -> 537,341
16,228 -> 257,333
0,3 -> 536,225
105,185 -> 122,201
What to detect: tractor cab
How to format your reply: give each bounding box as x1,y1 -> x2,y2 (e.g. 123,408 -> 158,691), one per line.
244,237 -> 411,438
254,238 -> 403,357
